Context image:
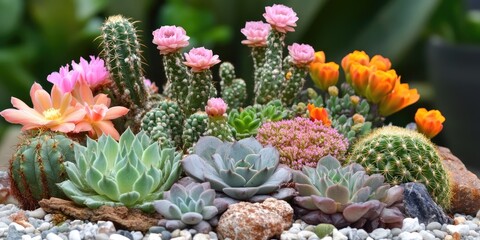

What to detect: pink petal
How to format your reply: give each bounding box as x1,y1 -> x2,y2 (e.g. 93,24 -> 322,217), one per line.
0,109 -> 47,126
93,121 -> 120,140
51,85 -> 63,109
29,83 -> 43,103
50,123 -> 76,133
33,90 -> 53,113
60,93 -> 73,114
11,97 -> 32,111
93,93 -> 110,106
74,121 -> 93,132
62,108 -> 86,123
104,106 -> 129,120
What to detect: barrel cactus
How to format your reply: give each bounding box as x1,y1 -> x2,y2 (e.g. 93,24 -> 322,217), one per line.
293,155 -> 404,231
154,181 -> 219,233
182,136 -> 292,201
10,131 -> 75,210
346,126 -> 451,209
57,128 -> 182,212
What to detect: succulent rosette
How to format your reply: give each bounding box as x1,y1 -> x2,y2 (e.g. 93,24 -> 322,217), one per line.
58,128 -> 182,212
182,136 -> 292,201
292,155 -> 404,230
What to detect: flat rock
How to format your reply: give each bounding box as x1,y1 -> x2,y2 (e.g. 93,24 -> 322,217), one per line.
438,147 -> 480,215
217,198 -> 293,240
403,182 -> 452,225
38,198 -> 160,232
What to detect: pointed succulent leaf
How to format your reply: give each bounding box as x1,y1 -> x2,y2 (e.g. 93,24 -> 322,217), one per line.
223,187 -> 259,200
311,195 -> 337,214
295,183 -> 322,196
237,137 -> 263,153
326,184 -> 349,204
93,152 -> 108,174
116,161 -> 139,193
363,174 -> 385,190
193,136 -> 223,161
343,202 -> 374,222
182,155 -> 207,182
119,128 -> 136,152
230,141 -> 254,161
255,184 -> 279,195
188,183 -> 205,201
234,167 -> 256,183
119,191 -> 141,207
244,167 -> 269,187
318,155 -> 341,171
84,197 -> 115,209
181,212 -> 203,225
131,137 -> 143,161
159,162 -> 181,191
212,154 -> 228,171
258,147 -> 279,169
215,142 -> 233,162
86,167 -> 105,195
243,154 -> 259,167
195,199 -> 205,213
201,206 -> 218,220
85,137 -> 97,152
98,176 -> 120,201
154,200 -> 182,219
199,189 -> 216,206
57,181 -> 86,199
147,167 -> 162,191
142,143 -> 161,167
64,163 -> 86,189
219,169 -> 246,187
351,186 -> 371,203
133,172 -> 155,199
292,170 -> 314,185
103,136 -> 119,169
77,154 -> 89,176
260,166 -> 291,186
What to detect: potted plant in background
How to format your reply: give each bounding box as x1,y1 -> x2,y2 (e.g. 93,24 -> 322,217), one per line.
426,0 -> 480,175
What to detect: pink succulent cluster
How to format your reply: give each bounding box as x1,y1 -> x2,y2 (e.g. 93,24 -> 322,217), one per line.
263,4 -> 298,33
183,47 -> 221,72
205,98 -> 227,117
288,43 -> 315,66
152,26 -> 190,55
240,21 -> 271,47
47,56 -> 110,93
1,57 -> 129,140
257,117 -> 348,170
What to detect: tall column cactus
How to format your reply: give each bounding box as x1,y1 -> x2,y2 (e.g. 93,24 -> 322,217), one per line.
100,15 -> 148,120
152,26 -> 191,107
219,62 -> 246,110
204,98 -> 234,141
183,47 -> 221,115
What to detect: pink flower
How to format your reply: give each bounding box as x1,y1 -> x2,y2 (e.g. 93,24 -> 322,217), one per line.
144,78 -> 159,94
71,56 -> 110,89
240,21 -> 271,47
0,82 -> 86,132
47,64 -> 79,93
288,43 -> 315,66
183,47 -> 221,72
205,98 -> 227,117
73,82 -> 129,140
263,4 -> 298,33
152,26 -> 190,55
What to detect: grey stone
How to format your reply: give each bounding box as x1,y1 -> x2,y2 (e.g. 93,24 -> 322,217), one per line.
161,230 -> 172,240
6,224 -> 25,240
117,230 -> 134,240
390,228 -> 402,236
432,229 -> 446,239
149,226 -> 166,234
403,183 -> 452,225
369,228 -> 391,239
419,230 -> 435,240
426,222 -> 442,231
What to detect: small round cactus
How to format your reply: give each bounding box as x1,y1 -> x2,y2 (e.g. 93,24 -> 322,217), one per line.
346,126 -> 452,209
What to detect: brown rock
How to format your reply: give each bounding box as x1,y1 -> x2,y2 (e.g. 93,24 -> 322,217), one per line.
216,198 -> 293,240
438,147 -> 480,215
38,198 -> 161,232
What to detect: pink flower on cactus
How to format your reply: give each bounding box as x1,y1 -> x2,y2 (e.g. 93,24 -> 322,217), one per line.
47,65 -> 79,93
144,78 -> 159,94
152,26 -> 190,55
0,83 -> 86,132
73,82 -> 129,140
288,43 -> 315,66
183,47 -> 221,72
71,56 -> 110,89
257,117 -> 348,170
240,21 -> 271,47
263,4 -> 298,33
205,98 -> 227,117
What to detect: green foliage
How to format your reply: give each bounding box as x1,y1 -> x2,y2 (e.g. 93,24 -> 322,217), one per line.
346,126 -> 452,209
58,129 -> 182,212
10,131 -> 75,210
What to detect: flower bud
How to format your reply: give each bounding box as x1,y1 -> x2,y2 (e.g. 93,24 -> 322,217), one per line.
352,114 -> 365,124
365,69 -> 398,104
309,62 -> 339,91
370,55 -> 391,71
415,108 -> 445,139
349,62 -> 373,97
341,50 -> 370,73
328,86 -> 339,97
379,79 -> 420,116
350,95 -> 361,106
307,103 -> 331,127
205,98 -> 228,117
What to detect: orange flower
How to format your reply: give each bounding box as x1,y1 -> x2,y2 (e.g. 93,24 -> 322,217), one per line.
73,82 -> 129,140
365,69 -> 398,104
309,62 -> 339,91
307,103 -> 331,127
0,83 -> 86,132
379,79 -> 420,116
341,50 -> 370,72
369,55 -> 391,71
349,62 -> 373,97
312,51 -> 325,64
415,108 -> 445,138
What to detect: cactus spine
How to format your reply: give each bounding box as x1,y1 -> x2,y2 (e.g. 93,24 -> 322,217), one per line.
219,62 -> 246,110
182,112 -> 209,150
280,58 -> 308,106
185,71 -> 215,116
163,51 -> 190,109
101,15 -> 148,124
10,131 -> 75,210
346,126 -> 452,209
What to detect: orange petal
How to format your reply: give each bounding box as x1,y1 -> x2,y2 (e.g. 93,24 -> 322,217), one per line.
34,89 -> 53,113
104,106 -> 129,120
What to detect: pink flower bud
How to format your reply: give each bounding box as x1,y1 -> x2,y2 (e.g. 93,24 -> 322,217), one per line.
288,43 -> 315,66
71,56 -> 110,89
152,26 -> 190,55
205,98 -> 227,117
240,21 -> 271,47
183,47 -> 221,72
47,64 -> 79,93
263,4 -> 298,33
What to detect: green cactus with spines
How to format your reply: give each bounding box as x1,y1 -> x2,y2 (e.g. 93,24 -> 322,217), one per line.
185,71 -> 215,116
141,100 -> 184,148
251,47 -> 267,94
346,126 -> 452,210
255,30 -> 285,104
219,62 -> 246,110
182,112 -> 209,150
163,51 -> 190,108
10,131 -> 75,210
280,65 -> 308,107
205,115 -> 234,142
100,15 -> 148,123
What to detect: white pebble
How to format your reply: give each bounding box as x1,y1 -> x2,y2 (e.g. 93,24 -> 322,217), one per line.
172,229 -> 181,238
147,233 -> 162,240
332,229 -> 347,240
419,230 -> 435,240
401,218 -> 421,232
26,208 -> 46,219
46,232 -> 64,240
320,237 -> 332,240
289,227 -> 301,234
24,226 -> 35,234
446,224 -> 470,235
32,236 -> 41,240
398,231 -> 422,240
109,233 -> 131,240
369,228 -> 390,239
426,222 -> 442,230
38,222 -> 51,231
10,222 -> 25,231
180,229 -> 192,240
44,214 -> 53,222
298,230 -> 315,239
171,237 -> 188,240
131,231 -> 144,240
68,229 -> 81,240
281,232 -> 299,240
193,233 -> 211,240
22,235 -> 32,240
469,230 -> 480,237
0,222 -> 8,231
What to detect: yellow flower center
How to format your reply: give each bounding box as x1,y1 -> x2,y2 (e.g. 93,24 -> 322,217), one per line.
43,108 -> 62,120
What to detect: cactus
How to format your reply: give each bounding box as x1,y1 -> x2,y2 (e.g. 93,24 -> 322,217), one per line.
346,126 -> 452,209
10,131 -> 75,210
100,15 -> 148,123
204,98 -> 234,142
141,100 -> 184,148
182,112 -> 209,151
219,62 -> 246,110
163,52 -> 190,106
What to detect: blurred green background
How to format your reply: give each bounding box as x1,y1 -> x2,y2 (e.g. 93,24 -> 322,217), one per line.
0,0 -> 479,172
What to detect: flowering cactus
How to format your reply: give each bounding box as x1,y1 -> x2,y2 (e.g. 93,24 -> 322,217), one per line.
263,4 -> 298,33
152,26 -> 190,54
204,98 -> 234,141
257,117 -> 348,170
414,108 -> 445,138
71,56 -> 110,89
379,79 -> 420,117
240,21 -> 271,47
364,69 -> 398,104
47,65 -> 79,94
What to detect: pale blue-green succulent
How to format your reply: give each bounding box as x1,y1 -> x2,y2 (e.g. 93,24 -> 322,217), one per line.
182,136 -> 292,201
57,128 -> 182,212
